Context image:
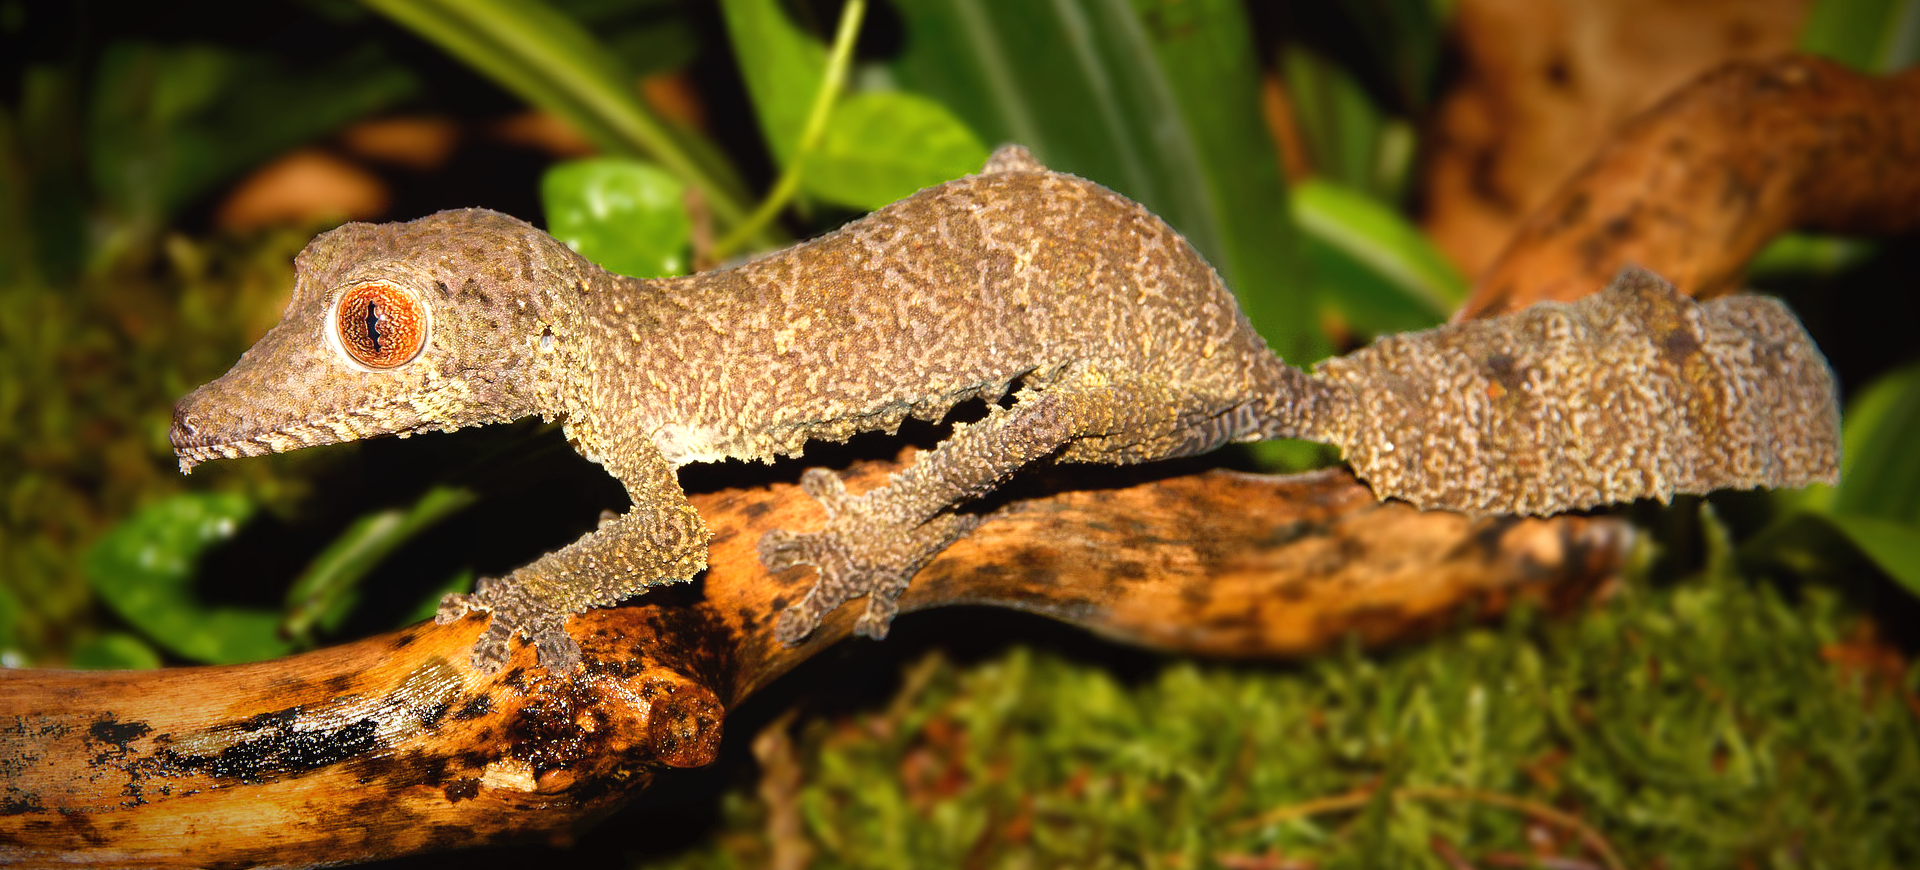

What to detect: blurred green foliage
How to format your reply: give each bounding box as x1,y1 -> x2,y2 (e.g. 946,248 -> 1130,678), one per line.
84,491 -> 293,664
1,0 -> 430,665
0,221 -> 313,665
1799,0 -> 1920,73
361,0 -> 761,239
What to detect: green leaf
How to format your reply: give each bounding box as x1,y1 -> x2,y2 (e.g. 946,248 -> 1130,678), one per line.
363,0 -> 758,237
1798,0 -> 1920,72
1294,179 -> 1462,335
891,0 -> 1319,361
717,0 -> 828,167
719,0 -> 983,211
1830,360 -> 1920,523
1769,361 -> 1920,594
802,91 -> 989,210
542,157 -> 693,278
84,492 -> 294,665
280,485 -> 478,645
1819,513 -> 1920,597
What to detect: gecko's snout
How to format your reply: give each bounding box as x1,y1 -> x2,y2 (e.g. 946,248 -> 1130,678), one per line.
167,399 -> 226,453
167,391 -> 282,473
169,403 -> 222,474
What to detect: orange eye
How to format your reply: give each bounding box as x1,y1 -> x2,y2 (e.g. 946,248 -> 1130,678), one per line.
335,281 -> 428,369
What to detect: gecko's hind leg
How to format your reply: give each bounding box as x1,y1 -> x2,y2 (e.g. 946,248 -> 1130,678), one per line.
761,471 -> 981,642
761,371 -> 1242,645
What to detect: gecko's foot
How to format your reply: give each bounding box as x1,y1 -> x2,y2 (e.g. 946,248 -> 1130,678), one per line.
433,579 -> 583,674
759,468 -> 981,646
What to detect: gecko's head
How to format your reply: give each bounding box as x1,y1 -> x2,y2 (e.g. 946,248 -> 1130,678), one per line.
171,208 -> 592,473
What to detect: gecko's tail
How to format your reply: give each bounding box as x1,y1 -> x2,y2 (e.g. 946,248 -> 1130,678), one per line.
1308,267 -> 1840,517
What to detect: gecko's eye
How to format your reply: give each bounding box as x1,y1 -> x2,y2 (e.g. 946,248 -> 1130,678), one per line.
334,281 -> 428,369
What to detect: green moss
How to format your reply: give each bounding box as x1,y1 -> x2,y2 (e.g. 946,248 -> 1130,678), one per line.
642,564 -> 1920,869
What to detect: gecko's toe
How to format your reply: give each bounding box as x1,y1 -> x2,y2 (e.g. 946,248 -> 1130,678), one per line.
531,623 -> 583,673
762,511 -> 984,647
468,619 -> 516,674
757,528 -> 816,573
774,599 -> 827,645
434,591 -> 478,625
798,467 -> 856,514
852,595 -> 899,640
761,527 -> 849,645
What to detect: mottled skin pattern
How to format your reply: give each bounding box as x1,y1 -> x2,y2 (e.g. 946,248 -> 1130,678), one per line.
171,146 -> 1838,673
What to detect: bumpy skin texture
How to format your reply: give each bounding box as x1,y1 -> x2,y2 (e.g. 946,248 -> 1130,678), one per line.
171,146 -> 1838,672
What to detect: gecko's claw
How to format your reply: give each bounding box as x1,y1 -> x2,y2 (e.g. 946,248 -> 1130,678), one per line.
529,623 -> 584,673
433,589 -> 518,673
755,528 -> 815,575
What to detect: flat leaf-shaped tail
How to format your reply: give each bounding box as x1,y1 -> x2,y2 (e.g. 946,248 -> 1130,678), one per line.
1310,267 -> 1840,516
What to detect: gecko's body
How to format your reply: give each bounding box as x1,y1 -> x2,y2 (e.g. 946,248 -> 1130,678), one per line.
172,147 -> 1839,672
564,149 -> 1303,472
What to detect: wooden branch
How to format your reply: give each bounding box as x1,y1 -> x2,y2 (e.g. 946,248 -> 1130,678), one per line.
1461,55 -> 1920,318
0,463 -> 1626,867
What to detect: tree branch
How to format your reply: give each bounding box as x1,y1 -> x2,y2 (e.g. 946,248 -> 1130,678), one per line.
1462,55 -> 1920,318
1,464 -> 1621,866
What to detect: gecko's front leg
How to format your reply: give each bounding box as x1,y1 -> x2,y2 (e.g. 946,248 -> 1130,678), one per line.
437,447 -> 710,673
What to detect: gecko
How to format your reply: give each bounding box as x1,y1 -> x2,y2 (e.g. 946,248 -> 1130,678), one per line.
170,145 -> 1840,673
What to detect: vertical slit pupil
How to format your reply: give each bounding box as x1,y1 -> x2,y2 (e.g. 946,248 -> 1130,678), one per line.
365,301 -> 384,354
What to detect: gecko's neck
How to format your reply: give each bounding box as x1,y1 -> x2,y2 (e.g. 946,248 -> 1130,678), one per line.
530,267 -> 664,430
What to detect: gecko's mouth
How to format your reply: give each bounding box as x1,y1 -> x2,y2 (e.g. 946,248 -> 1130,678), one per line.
171,436 -> 277,473
170,404 -> 423,474
168,372 -> 495,473
170,413 -> 358,473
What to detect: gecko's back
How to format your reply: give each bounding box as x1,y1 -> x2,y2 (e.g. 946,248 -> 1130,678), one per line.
592,166 -> 1286,467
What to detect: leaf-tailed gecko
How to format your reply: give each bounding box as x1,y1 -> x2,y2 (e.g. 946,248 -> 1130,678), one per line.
171,146 -> 1840,673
